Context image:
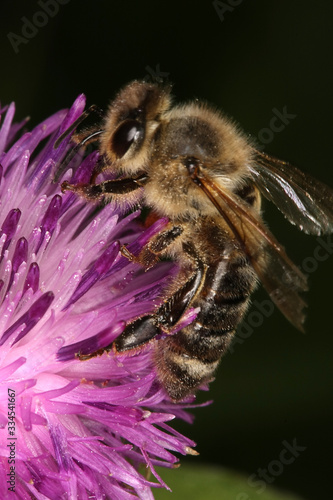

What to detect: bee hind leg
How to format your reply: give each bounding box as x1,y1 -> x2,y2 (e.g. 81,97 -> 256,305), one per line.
115,253 -> 205,353
114,316 -> 161,353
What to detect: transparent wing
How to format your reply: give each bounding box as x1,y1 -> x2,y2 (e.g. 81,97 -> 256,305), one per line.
250,150 -> 333,235
194,172 -> 308,331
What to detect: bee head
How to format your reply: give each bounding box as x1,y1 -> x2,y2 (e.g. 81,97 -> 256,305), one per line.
100,81 -> 172,175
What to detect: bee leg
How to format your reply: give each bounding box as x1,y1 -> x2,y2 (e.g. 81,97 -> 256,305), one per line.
120,245 -> 137,262
156,255 -> 206,328
90,158 -> 105,184
113,316 -> 161,352
120,224 -> 184,270
115,246 -> 206,352
125,224 -> 185,270
61,174 -> 148,202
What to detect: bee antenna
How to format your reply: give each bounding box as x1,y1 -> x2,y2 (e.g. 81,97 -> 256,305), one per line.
53,129 -> 104,184
54,104 -> 103,149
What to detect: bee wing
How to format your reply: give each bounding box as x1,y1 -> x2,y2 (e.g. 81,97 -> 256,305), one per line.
250,150 -> 333,235
196,173 -> 308,331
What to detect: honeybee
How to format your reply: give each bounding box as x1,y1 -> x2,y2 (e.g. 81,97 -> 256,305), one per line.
57,81 -> 333,401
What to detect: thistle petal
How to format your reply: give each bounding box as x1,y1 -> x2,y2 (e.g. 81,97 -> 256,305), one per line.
0,97 -> 200,499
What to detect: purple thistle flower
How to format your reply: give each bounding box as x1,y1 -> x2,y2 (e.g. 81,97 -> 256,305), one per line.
0,97 -> 202,499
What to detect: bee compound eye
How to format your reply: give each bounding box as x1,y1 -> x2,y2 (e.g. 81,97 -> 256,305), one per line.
111,119 -> 144,158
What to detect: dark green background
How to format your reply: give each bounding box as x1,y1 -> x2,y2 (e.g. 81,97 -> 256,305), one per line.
1,2 -> 332,499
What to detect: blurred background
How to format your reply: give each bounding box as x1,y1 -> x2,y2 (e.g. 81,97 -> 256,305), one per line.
1,1 -> 332,499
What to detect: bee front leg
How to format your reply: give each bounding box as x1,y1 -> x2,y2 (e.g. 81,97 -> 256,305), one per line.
61,174 -> 148,203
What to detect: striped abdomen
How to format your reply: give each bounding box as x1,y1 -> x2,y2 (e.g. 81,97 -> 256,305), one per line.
154,249 -> 257,401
